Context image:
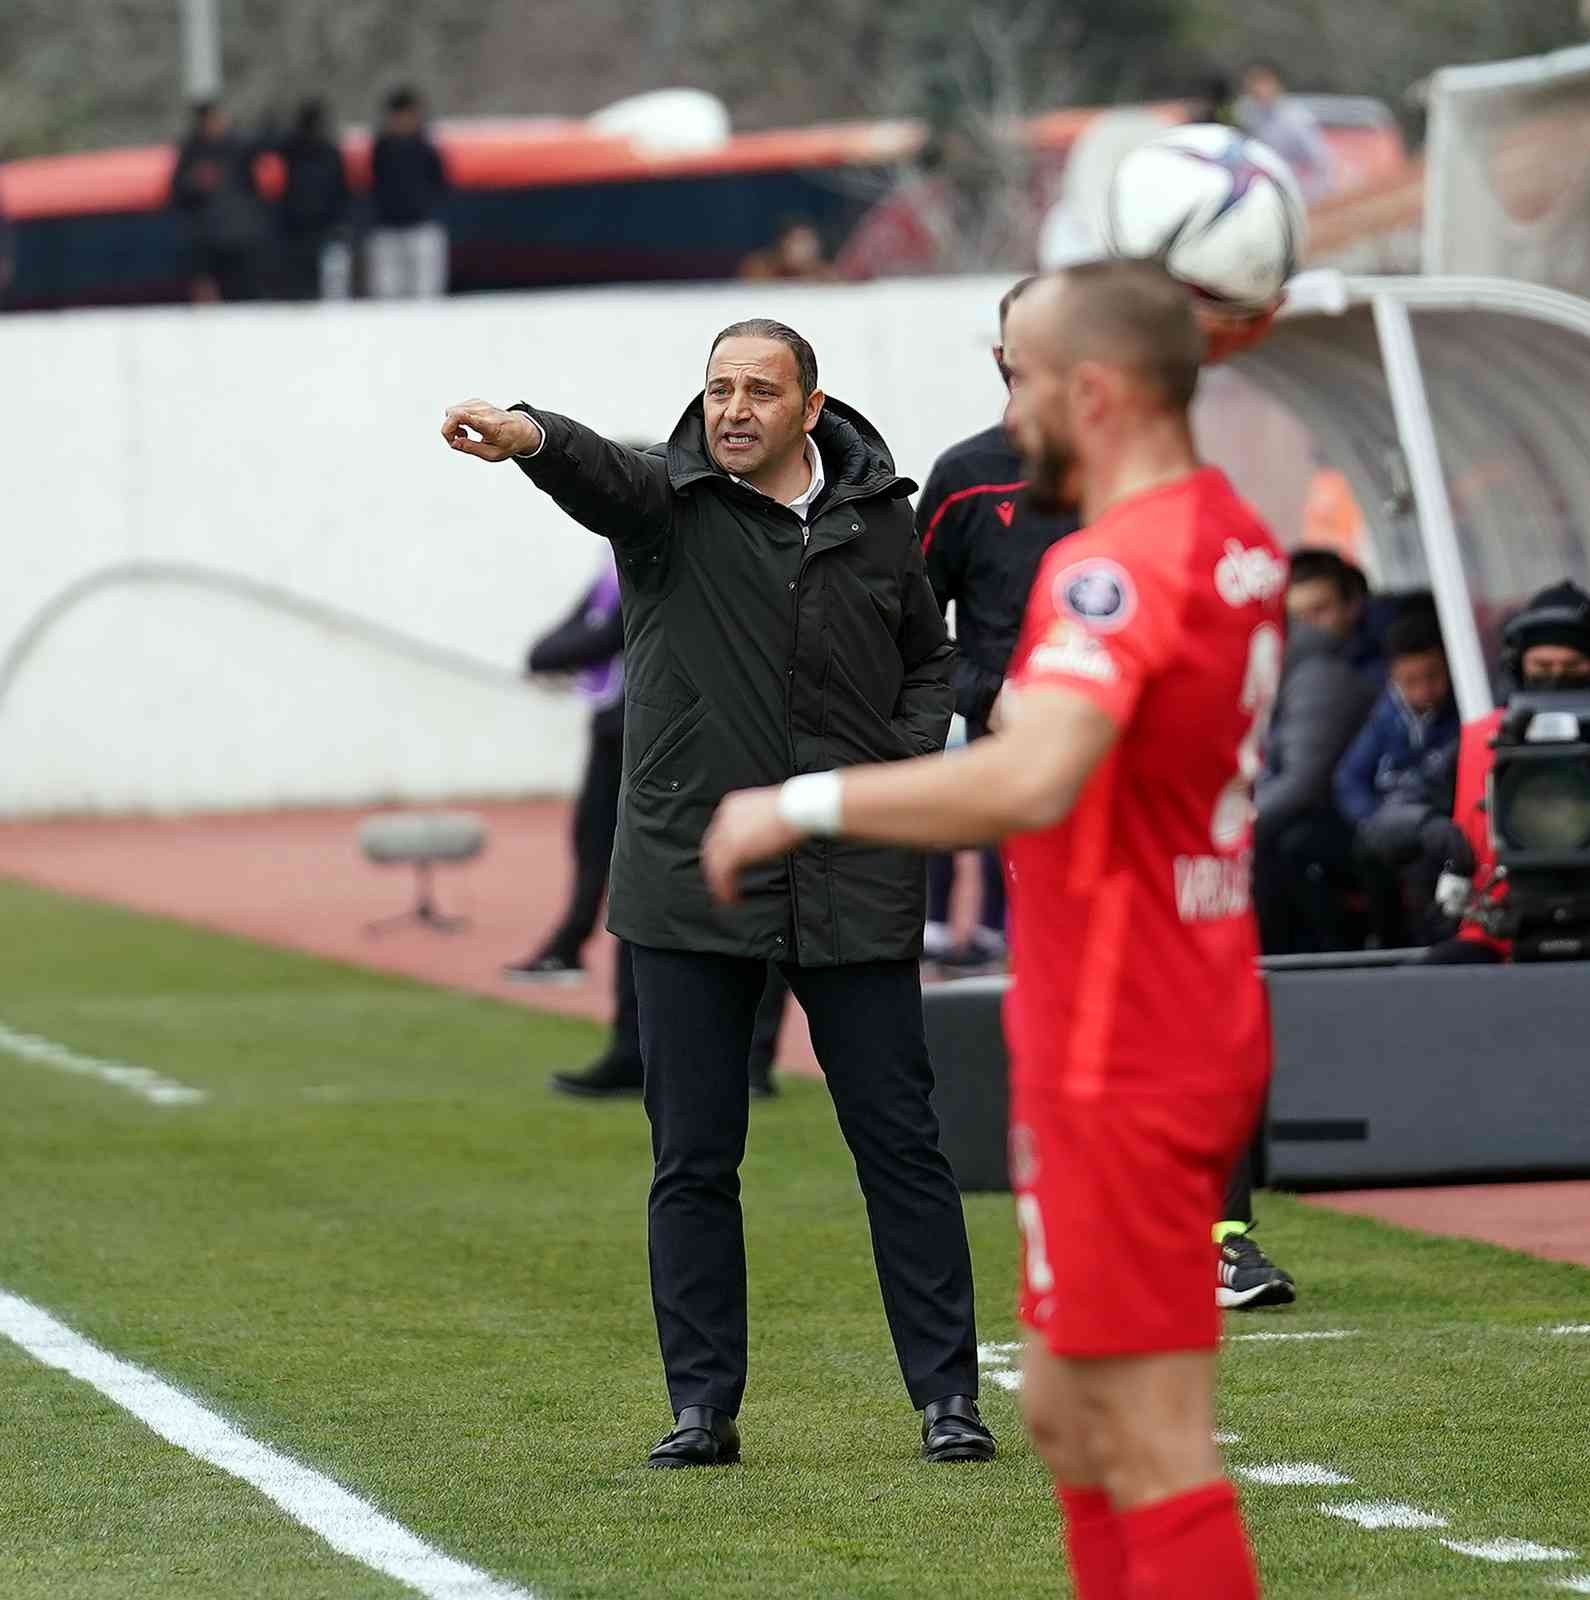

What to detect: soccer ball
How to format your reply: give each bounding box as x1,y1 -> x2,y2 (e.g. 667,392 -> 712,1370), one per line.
1103,124 -> 1308,314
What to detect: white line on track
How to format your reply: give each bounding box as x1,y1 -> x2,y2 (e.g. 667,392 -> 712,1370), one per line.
1321,1500 -> 1450,1531
0,1291 -> 534,1600
0,1020 -> 205,1106
1237,1462 -> 1353,1487
1440,1538 -> 1577,1564
1227,1329 -> 1357,1343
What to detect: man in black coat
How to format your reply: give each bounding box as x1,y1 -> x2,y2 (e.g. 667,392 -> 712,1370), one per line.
442,318 -> 991,1468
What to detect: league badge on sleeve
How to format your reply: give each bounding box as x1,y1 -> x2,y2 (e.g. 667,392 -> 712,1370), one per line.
1055,559 -> 1137,632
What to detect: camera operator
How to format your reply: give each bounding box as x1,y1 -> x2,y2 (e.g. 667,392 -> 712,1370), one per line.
1358,581 -> 1590,964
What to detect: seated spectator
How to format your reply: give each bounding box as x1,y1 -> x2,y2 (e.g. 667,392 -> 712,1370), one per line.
1335,610 -> 1461,946
739,218 -> 833,281
1254,547 -> 1384,956
1254,625 -> 1378,954
1236,60 -> 1335,202
1284,547 -> 1384,684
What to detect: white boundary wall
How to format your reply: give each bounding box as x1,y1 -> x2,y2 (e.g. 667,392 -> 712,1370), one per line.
1,279 -> 1018,817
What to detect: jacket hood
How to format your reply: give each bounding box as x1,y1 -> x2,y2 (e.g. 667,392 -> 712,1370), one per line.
665,393 -> 915,502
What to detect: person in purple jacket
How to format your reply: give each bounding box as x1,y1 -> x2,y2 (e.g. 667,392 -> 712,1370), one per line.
504,555 -> 627,985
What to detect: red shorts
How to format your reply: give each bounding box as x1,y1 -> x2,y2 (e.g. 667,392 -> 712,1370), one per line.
1010,1076 -> 1265,1359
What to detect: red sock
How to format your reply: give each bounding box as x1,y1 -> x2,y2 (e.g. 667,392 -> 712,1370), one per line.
1119,1480 -> 1260,1600
1058,1486 -> 1128,1600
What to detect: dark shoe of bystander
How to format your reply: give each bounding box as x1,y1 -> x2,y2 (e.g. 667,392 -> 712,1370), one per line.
645,1406 -> 741,1469
921,1394 -> 996,1463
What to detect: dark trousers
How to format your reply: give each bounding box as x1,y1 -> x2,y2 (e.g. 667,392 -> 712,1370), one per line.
605,940 -> 787,1081
631,945 -> 978,1417
1254,810 -> 1357,955
543,721 -> 623,963
925,849 -> 1006,934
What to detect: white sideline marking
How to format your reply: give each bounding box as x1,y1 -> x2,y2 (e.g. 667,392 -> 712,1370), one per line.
1555,1576 -> 1590,1592
1237,1461 -> 1353,1487
1549,1324 -> 1590,1336
979,1341 -> 1024,1392
1214,1430 -> 1242,1446
0,1020 -> 206,1106
1228,1329 -> 1356,1343
0,1291 -> 533,1600
1322,1500 -> 1450,1531
1440,1537 -> 1576,1564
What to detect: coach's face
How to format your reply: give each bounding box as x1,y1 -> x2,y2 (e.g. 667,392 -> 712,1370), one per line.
704,338 -> 820,481
1002,291 -> 1077,513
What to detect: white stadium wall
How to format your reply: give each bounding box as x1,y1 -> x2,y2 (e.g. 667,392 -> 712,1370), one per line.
2,278 -> 1023,817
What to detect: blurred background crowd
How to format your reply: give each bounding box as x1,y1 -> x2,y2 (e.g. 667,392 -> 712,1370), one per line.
0,0 -> 1585,309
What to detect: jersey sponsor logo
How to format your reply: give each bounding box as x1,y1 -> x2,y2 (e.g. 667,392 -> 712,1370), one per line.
1055,558 -> 1137,632
1214,539 -> 1287,609
1029,620 -> 1118,683
995,499 -> 1016,528
1174,852 -> 1253,923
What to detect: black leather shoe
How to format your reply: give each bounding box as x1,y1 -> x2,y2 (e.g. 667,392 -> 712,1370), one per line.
645,1405 -> 741,1469
921,1394 -> 996,1463
550,1057 -> 643,1098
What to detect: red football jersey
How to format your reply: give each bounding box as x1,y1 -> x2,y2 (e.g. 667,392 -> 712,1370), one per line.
1003,466 -> 1285,1100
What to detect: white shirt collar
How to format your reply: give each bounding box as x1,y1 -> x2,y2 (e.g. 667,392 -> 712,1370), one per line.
733,435 -> 825,519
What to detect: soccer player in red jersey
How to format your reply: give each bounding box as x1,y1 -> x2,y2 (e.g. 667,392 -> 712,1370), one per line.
702,260 -> 1285,1599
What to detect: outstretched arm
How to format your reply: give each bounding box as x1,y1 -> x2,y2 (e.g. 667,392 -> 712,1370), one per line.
441,400 -> 672,552
702,684 -> 1117,901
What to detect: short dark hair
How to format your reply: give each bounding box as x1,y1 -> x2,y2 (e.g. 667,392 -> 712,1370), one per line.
1053,259 -> 1204,411
708,318 -> 819,401
385,85 -> 422,115
999,275 -> 1039,333
1244,59 -> 1285,81
1287,547 -> 1365,604
1384,611 -> 1445,663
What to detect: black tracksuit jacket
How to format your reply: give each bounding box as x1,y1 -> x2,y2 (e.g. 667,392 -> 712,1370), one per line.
915,424 -> 1080,731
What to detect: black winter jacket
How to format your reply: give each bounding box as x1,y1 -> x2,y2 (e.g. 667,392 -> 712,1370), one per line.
513,396 -> 953,965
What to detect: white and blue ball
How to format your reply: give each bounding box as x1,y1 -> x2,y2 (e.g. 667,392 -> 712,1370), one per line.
1104,124 -> 1308,313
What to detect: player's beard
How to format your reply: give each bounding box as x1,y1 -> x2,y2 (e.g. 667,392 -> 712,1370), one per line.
1024,436 -> 1075,515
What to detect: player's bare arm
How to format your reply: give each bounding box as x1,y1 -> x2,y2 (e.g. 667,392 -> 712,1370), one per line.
441,400 -> 542,461
702,685 -> 1118,904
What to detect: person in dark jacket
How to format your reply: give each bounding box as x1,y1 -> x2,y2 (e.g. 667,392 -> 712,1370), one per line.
169,100 -> 270,303
442,318 -> 991,1469
1335,609 -> 1460,945
369,86 -> 448,299
916,275 -> 1080,967
276,100 -> 351,301
1253,622 -> 1379,954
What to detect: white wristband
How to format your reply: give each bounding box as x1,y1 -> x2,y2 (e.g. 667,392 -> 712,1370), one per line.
778,771 -> 843,837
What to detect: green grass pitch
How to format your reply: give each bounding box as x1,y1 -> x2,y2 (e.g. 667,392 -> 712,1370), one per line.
1,876 -> 1587,1598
